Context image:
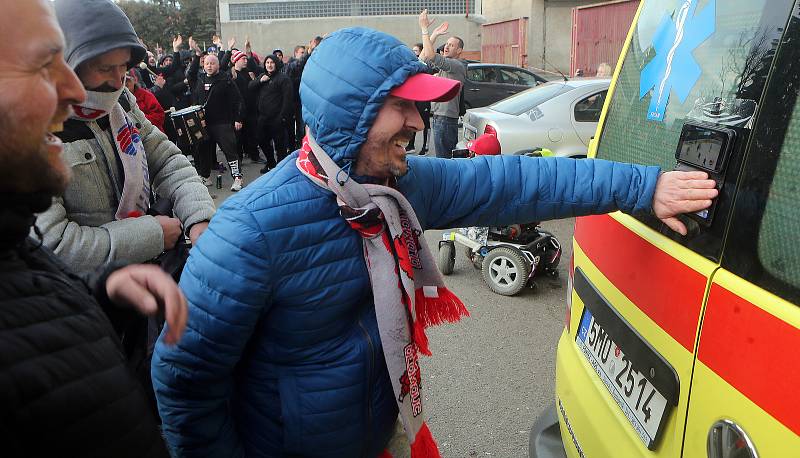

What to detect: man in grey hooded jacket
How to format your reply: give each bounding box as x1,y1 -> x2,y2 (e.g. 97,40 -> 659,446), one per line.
37,0 -> 215,275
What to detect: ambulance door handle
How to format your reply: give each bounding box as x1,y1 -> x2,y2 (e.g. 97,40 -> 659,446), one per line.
707,420 -> 757,458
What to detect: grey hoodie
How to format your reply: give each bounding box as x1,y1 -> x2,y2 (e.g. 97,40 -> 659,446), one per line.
55,0 -> 146,70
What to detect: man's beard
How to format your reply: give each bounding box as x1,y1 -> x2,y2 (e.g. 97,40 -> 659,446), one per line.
0,111 -> 70,195
389,162 -> 408,178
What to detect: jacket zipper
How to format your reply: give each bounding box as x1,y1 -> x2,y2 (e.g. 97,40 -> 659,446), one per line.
358,318 -> 374,457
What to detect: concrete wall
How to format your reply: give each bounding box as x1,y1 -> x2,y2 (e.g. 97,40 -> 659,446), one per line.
544,2 -> 591,75
480,0 -> 534,21
481,0 -> 610,74
219,1 -> 484,61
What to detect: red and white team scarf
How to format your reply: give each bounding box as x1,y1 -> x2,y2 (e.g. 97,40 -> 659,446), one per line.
297,134 -> 469,458
72,89 -> 150,219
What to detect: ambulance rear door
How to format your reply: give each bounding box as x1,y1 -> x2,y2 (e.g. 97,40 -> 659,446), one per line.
682,5 -> 800,455
563,1 -> 793,457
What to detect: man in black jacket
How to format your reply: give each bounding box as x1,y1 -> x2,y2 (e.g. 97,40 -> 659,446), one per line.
249,54 -> 294,173
190,52 -> 246,191
230,49 -> 261,163
0,0 -> 189,455
284,45 -> 307,150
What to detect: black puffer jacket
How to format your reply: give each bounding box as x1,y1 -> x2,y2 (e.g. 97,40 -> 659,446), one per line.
192,70 -> 244,126
0,194 -> 168,458
248,55 -> 294,122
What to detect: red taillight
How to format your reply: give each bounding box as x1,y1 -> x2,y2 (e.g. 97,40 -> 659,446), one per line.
565,254 -> 574,332
483,124 -> 497,139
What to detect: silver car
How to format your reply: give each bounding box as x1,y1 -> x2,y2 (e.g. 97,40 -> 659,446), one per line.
460,78 -> 611,158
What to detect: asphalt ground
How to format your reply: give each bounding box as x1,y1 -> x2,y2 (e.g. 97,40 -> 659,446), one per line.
209,153 -> 574,458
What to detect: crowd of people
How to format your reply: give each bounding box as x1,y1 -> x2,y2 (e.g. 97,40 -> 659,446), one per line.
0,0 -> 721,457
128,30 -> 322,192
124,8 -> 473,191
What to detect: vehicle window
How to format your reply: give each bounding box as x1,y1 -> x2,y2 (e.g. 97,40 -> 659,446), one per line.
510,69 -> 539,86
596,0 -> 785,171
497,68 -> 522,86
756,103 -> 800,294
497,68 -> 534,86
467,67 -> 500,83
466,67 -> 486,82
490,82 -> 574,116
706,5 -> 800,304
574,91 -> 608,122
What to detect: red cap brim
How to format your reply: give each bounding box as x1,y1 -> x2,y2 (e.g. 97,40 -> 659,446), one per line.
389,72 -> 462,102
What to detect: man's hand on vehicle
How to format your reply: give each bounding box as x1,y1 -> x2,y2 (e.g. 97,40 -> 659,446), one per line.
652,171 -> 718,236
106,264 -> 188,345
156,215 -> 183,250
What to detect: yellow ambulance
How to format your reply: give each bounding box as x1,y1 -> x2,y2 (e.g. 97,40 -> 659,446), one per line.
529,0 -> 800,457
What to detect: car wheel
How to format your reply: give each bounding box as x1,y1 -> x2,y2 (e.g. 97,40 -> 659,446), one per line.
481,247 -> 530,296
438,241 -> 456,275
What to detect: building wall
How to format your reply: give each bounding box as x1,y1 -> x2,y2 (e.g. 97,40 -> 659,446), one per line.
480,0 -> 534,21
544,1 -> 591,76
481,0 -> 614,74
219,0 -> 484,61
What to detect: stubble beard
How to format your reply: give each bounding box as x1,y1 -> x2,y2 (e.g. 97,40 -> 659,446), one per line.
0,111 -> 70,195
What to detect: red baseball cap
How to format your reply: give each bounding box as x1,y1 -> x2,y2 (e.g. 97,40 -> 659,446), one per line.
389,72 -> 462,102
467,133 -> 501,156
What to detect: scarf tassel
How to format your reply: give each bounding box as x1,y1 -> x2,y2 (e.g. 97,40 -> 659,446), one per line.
410,422 -> 441,458
413,287 -> 470,356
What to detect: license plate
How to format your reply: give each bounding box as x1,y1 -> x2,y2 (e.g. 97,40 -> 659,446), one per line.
465,127 -> 476,141
576,308 -> 668,448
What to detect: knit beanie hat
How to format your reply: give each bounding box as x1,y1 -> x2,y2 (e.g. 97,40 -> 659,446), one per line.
231,50 -> 247,65
54,0 -> 146,70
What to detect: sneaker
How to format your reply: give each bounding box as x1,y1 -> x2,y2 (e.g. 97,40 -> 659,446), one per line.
260,165 -> 271,174
231,176 -> 243,192
419,148 -> 428,156
202,176 -> 213,186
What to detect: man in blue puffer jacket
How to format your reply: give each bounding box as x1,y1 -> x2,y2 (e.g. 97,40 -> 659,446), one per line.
151,27 -> 717,457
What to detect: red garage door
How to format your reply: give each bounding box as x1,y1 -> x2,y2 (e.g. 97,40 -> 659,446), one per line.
481,18 -> 528,67
571,0 -> 639,77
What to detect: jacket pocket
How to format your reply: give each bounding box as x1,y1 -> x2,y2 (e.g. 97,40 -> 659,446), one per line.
278,375 -> 303,453
61,143 -> 114,218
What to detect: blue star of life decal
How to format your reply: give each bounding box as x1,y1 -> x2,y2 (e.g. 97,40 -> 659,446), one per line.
639,0 -> 716,122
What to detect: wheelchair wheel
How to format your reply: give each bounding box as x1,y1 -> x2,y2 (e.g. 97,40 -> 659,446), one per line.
437,241 -> 456,275
481,246 -> 529,296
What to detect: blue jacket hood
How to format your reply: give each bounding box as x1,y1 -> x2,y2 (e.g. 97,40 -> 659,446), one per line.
300,27 -> 428,166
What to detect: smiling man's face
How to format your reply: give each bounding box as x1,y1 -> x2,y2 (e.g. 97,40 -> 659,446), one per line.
0,0 -> 86,194
354,96 -> 423,179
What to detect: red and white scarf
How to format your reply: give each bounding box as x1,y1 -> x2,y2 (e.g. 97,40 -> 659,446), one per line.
297,135 -> 469,458
72,88 -> 150,219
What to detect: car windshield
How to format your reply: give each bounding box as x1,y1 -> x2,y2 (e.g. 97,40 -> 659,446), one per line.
489,82 -> 574,115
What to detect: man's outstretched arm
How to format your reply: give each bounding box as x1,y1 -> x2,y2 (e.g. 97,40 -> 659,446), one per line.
400,155 -> 717,235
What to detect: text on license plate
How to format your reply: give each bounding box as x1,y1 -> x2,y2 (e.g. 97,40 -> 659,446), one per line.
576,309 -> 668,449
